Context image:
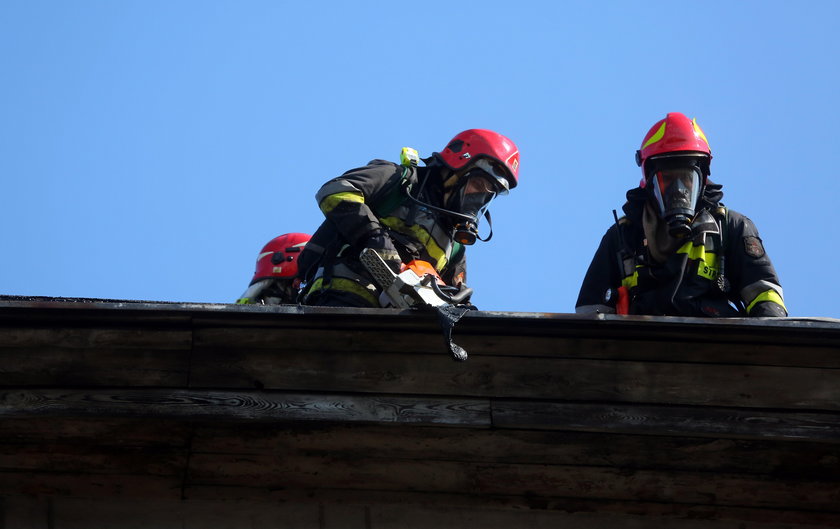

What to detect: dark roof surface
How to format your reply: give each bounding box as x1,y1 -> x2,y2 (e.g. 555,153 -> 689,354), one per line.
1,297 -> 839,526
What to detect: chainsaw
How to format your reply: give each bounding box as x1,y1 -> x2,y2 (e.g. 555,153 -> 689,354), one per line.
360,248 -> 474,361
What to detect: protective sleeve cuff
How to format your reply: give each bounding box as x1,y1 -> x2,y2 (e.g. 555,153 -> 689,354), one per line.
748,300 -> 788,317
745,288 -> 786,315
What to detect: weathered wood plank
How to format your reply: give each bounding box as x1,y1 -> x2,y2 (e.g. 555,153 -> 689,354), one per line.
3,390 -> 835,442
189,423 -> 840,480
0,444 -> 187,476
1,418 -> 836,481
195,326 -> 840,367
1,302 -> 839,527
0,327 -> 190,350
24,498 -> 325,529
6,484 -> 840,528
185,454 -> 840,512
0,417 -> 192,447
190,347 -> 840,410
10,494 -> 840,529
492,400 -> 840,442
0,300 -> 196,327
0,389 -> 490,426
0,326 -> 191,386
0,472 -> 182,500
181,487 -> 840,528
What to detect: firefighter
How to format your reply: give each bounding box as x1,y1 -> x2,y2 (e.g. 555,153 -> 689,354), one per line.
576,112 -> 786,317
236,233 -> 311,305
298,129 -> 520,307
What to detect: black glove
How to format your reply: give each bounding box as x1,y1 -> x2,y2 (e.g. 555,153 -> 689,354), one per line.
365,231 -> 402,274
750,301 -> 787,317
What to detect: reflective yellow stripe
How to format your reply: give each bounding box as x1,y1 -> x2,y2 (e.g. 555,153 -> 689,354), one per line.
380,216 -> 448,270
319,191 -> 365,214
309,277 -> 379,307
692,118 -> 710,148
676,241 -> 706,260
746,289 -> 787,315
677,242 -> 720,281
642,122 -> 667,149
622,270 -> 638,289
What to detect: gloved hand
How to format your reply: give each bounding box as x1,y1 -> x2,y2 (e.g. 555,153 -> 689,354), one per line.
750,301 -> 788,317
365,231 -> 402,274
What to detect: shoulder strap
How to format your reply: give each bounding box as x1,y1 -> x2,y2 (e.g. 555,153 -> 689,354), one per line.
712,206 -> 732,293
370,166 -> 415,217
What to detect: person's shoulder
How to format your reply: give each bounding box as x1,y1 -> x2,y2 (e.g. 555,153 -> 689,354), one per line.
593,220 -> 623,247
366,159 -> 398,167
717,206 -> 766,241
719,207 -> 754,226
340,159 -> 400,178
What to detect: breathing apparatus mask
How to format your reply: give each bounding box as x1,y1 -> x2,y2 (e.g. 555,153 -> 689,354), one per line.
404,156 -> 512,245
447,158 -> 510,245
646,157 -> 707,239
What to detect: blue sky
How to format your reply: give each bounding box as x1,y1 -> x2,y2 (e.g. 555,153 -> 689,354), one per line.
2,1 -> 838,317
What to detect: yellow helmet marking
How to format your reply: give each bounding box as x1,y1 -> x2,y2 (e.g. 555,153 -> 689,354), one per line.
692,118 -> 710,149
642,122 -> 667,149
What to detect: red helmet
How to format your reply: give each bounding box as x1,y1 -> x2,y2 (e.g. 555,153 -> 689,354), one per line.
249,233 -> 311,285
636,113 -> 712,187
437,129 -> 520,190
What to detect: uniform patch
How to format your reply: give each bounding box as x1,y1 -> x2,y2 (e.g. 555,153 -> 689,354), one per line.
743,236 -> 765,258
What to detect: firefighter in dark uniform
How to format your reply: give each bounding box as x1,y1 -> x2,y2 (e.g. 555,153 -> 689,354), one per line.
235,233 -> 311,305
576,112 -> 786,317
298,129 -> 520,308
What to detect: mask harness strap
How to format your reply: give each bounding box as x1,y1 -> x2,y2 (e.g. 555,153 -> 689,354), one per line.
475,210 -> 493,242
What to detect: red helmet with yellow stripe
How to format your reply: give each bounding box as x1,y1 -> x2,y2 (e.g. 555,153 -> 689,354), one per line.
636,113 -> 712,187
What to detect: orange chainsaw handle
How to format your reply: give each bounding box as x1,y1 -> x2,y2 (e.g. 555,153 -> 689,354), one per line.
406,259 -> 474,305
401,260 -> 445,285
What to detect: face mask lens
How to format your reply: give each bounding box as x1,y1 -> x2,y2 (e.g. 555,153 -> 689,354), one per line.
448,173 -> 498,244
473,158 -> 511,195
463,174 -> 496,194
649,163 -> 702,238
652,167 -> 700,216
458,174 -> 497,218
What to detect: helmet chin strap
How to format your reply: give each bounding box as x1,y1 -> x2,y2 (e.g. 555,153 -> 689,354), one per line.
407,163 -> 497,244
406,167 -> 483,224
477,210 -> 493,242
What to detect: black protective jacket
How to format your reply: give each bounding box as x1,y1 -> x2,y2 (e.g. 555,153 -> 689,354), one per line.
576,183 -> 787,317
299,160 -> 466,307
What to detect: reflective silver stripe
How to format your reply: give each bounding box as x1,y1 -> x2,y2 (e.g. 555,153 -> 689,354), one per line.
740,279 -> 784,305
235,279 -> 272,304
316,180 -> 365,204
304,262 -> 378,295
575,304 -> 615,315
385,204 -> 454,261
308,263 -> 370,284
